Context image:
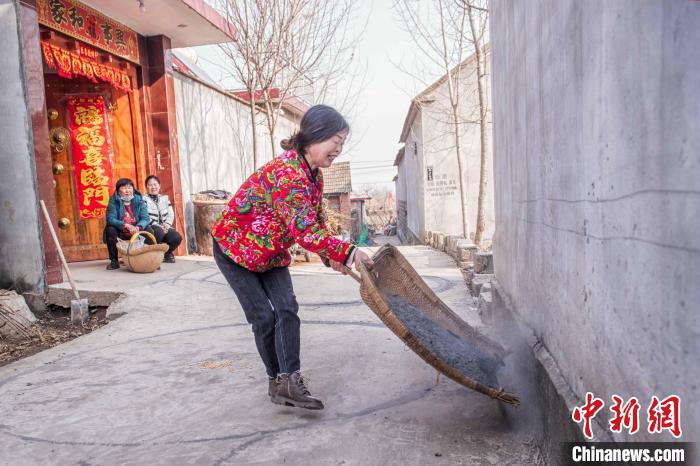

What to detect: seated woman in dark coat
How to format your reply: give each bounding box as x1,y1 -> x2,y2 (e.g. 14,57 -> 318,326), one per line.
103,178 -> 154,270
143,175 -> 182,263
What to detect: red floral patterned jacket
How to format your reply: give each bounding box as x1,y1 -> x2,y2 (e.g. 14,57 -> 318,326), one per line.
211,150 -> 355,272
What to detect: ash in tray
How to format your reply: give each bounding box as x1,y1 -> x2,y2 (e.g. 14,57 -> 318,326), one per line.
386,294 -> 501,388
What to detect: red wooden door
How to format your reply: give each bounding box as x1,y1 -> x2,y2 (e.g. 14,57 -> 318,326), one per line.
45,73 -> 140,261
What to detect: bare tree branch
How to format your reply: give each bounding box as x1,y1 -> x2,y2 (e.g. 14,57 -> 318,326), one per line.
216,0 -> 367,167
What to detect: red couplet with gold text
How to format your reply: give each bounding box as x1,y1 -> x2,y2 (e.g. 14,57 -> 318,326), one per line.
66,95 -> 114,219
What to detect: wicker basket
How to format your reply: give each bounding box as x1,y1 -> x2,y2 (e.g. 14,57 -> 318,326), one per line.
193,194 -> 232,256
357,244 -> 519,406
117,231 -> 169,273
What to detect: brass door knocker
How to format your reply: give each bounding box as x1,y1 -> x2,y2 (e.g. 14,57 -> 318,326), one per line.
49,127 -> 70,153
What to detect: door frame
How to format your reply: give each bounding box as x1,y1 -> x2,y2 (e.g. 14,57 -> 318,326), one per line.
40,27 -> 148,262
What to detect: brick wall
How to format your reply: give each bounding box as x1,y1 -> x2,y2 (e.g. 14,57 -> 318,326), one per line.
324,194 -> 352,236
339,193 -> 352,233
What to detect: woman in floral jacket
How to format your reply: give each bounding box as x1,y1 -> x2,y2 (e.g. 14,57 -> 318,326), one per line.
211,105 -> 373,410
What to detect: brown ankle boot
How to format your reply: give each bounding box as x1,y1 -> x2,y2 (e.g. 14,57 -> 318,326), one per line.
272,372 -> 324,410
268,377 -> 278,397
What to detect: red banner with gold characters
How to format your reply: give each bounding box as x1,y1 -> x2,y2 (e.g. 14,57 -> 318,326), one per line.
66,96 -> 114,219
41,41 -> 132,92
37,0 -> 139,64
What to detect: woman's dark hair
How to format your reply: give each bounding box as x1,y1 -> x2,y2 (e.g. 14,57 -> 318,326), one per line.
145,175 -> 161,187
115,178 -> 135,191
281,105 -> 349,154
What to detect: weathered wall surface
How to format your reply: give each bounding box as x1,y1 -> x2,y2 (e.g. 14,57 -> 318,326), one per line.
395,152 -> 408,243
402,116 -> 426,242
0,0 -> 46,294
491,0 -> 700,441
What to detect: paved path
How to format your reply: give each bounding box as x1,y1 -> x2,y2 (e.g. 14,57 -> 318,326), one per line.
0,246 -> 540,465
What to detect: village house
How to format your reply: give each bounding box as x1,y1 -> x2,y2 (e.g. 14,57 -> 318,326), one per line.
321,161 -> 353,237
0,0 -> 234,305
394,48 -> 494,246
0,0 -> 317,297
350,195 -> 370,242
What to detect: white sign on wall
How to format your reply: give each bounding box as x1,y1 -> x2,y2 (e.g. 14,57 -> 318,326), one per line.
426,174 -> 458,198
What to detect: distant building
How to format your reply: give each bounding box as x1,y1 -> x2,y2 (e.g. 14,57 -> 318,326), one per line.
394,47 -> 494,245
364,191 -> 396,235
322,161 -> 353,235
350,195 -> 371,242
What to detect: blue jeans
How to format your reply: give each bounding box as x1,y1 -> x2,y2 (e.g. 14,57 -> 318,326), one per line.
213,239 -> 300,377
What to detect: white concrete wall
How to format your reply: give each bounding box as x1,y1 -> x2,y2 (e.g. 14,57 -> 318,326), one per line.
173,73 -> 272,252
421,52 -> 495,242
421,99 -> 464,237
274,108 -> 299,155
173,73 -> 303,252
491,0 -> 700,441
0,0 -> 46,294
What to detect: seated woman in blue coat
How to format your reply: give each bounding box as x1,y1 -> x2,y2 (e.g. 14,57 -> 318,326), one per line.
103,178 -> 155,270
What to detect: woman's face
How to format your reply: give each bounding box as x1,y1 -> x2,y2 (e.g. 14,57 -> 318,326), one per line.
306,130 -> 348,169
146,178 -> 161,195
118,184 -> 134,198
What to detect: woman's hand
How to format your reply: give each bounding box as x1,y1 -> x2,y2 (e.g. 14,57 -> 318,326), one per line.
329,259 -> 347,274
125,224 -> 139,235
161,224 -> 170,233
329,249 -> 374,275
353,249 -> 374,271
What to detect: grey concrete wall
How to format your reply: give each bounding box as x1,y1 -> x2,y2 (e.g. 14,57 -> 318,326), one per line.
491,0 -> 700,441
0,0 -> 46,294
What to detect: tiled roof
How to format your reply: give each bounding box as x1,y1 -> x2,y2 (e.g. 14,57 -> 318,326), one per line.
322,161 -> 352,194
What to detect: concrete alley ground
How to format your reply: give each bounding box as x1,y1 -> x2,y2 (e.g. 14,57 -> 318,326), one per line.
0,246 -> 540,465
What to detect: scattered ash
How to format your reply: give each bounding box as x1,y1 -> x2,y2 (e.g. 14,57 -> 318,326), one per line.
386,294 -> 501,387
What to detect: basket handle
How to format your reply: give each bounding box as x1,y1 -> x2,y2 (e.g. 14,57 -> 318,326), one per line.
345,266 -> 362,284
126,230 -> 157,256
346,249 -> 381,284
130,230 -> 157,244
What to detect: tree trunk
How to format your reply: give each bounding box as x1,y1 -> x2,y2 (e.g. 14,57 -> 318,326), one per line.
452,107 -> 469,239
262,91 -> 277,156
468,5 -> 487,248
268,122 -> 276,156
437,0 -> 469,239
247,90 -> 259,172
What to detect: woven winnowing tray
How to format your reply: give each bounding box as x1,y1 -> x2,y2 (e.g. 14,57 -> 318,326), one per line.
357,244 -> 519,405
